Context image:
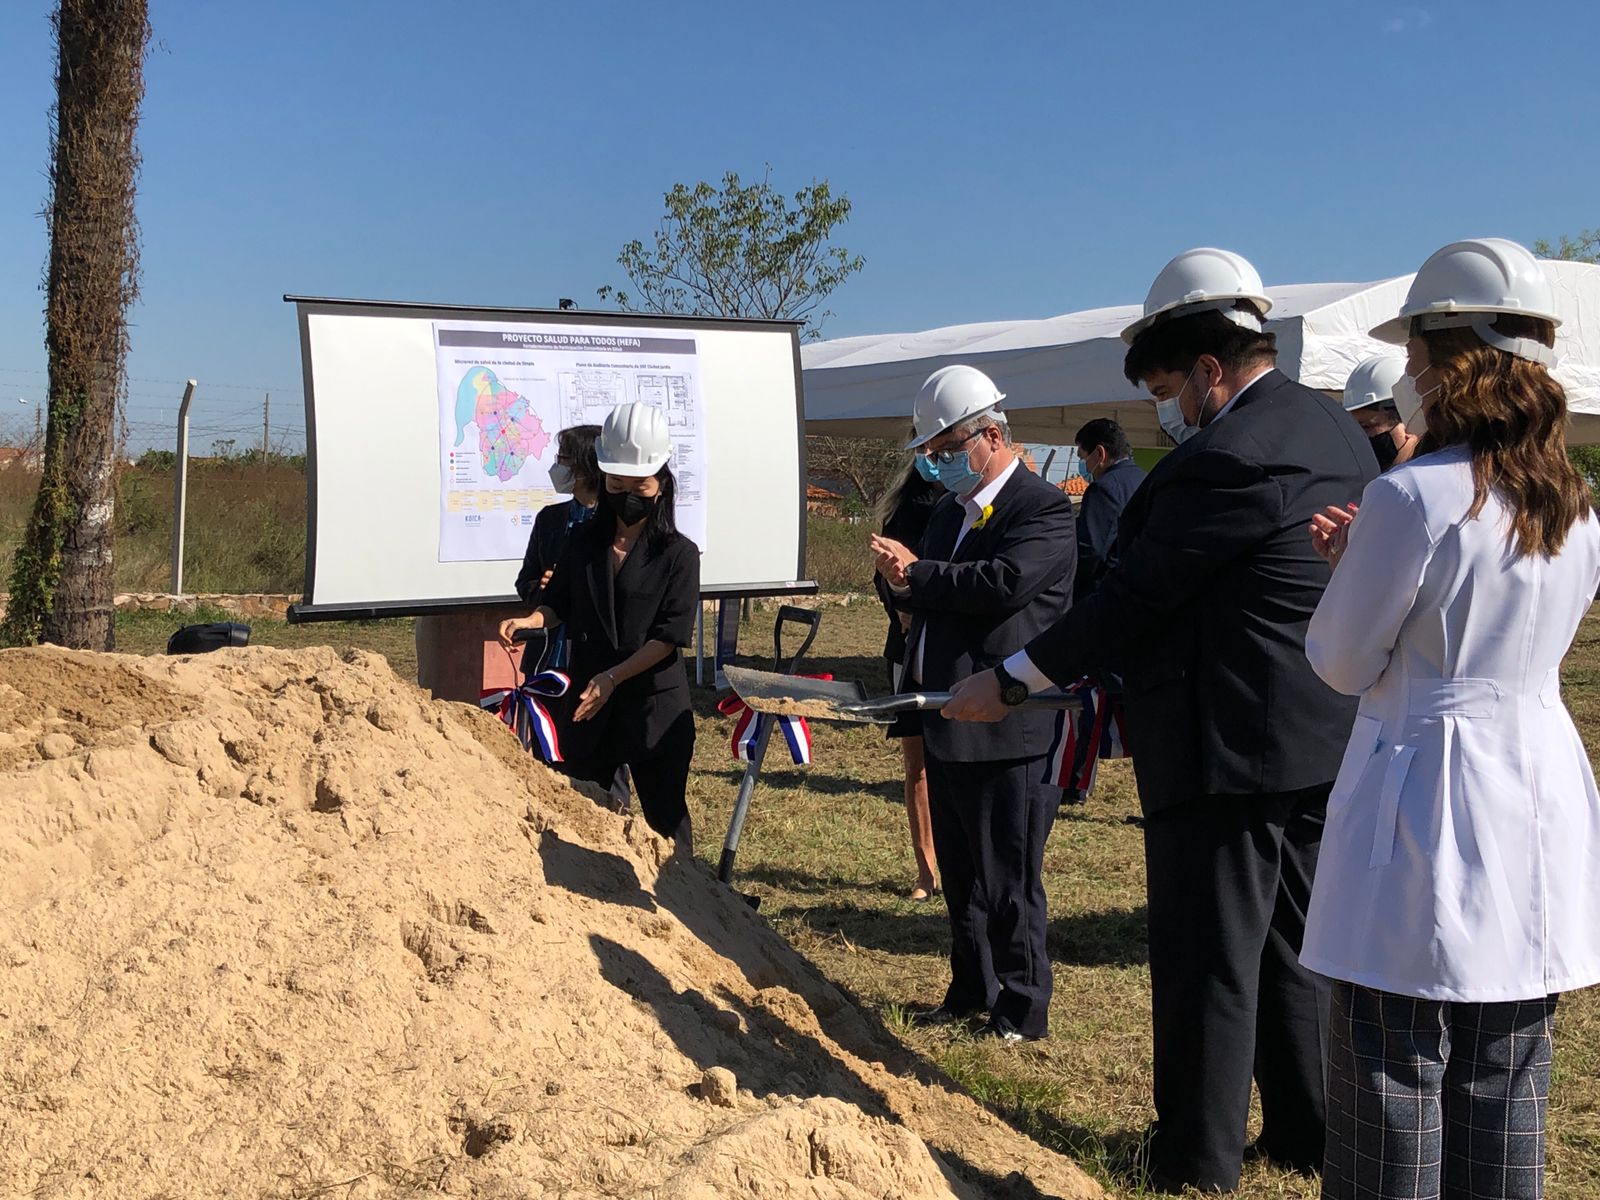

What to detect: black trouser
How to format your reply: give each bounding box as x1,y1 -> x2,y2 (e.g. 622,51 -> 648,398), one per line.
562,709 -> 694,839
924,753 -> 1059,1037
1142,785 -> 1330,1191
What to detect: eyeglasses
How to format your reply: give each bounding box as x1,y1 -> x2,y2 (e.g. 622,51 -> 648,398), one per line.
919,427 -> 982,466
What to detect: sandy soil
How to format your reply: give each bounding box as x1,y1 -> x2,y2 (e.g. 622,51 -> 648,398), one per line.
0,645 -> 1098,1199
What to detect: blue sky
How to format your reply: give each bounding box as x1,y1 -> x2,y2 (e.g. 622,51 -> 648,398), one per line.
2,0 -> 1597,451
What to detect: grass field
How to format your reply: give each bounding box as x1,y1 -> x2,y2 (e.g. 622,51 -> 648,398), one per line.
0,463 -> 876,596
110,598 -> 1600,1199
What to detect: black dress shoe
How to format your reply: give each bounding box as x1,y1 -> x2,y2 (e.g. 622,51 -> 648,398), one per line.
973,1015 -> 1043,1044
907,1005 -> 980,1029
1244,1140 -> 1322,1176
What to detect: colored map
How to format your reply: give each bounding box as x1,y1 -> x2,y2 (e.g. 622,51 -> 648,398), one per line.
453,366 -> 550,481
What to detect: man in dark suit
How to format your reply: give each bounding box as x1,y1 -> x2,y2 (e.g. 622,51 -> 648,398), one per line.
1071,418 -> 1145,601
945,253 -> 1378,1191
870,365 -> 1076,1044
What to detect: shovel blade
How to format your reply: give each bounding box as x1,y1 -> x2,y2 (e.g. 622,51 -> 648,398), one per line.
721,666 -> 888,724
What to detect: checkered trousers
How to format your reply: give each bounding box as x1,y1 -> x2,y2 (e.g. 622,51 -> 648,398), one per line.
1322,980 -> 1558,1200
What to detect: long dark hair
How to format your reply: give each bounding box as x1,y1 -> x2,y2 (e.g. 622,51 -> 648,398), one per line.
1416,314 -> 1590,558
600,463 -> 679,550
873,455 -> 938,528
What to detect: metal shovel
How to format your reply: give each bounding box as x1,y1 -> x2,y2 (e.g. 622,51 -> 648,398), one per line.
722,665 -> 1082,725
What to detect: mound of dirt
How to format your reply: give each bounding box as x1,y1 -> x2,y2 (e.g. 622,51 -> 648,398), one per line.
0,645 -> 1099,1200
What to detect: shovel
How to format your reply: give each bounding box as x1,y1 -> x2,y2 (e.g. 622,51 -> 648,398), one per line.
722,665 -> 1082,725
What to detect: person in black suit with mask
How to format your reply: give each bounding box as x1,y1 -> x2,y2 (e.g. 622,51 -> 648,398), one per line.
870,364 -> 1075,1044
500,403 -> 700,852
1070,418 -> 1145,601
945,249 -> 1378,1192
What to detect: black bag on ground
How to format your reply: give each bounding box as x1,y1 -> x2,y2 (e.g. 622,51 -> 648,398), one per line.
166,622 -> 251,655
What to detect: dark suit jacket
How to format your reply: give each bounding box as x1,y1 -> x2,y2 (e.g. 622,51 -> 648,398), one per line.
903,464 -> 1076,763
540,519 -> 700,762
1026,370 -> 1378,813
1075,457 -> 1145,600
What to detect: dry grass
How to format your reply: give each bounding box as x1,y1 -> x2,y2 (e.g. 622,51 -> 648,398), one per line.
101,567 -> 1600,1198
2,472 -> 871,596
0,462 -> 307,595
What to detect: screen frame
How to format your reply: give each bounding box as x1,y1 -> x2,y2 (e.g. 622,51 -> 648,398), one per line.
285,295 -> 816,623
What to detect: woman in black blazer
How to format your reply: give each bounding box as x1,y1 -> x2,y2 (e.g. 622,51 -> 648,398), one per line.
513,424 -> 601,679
499,404 -> 700,851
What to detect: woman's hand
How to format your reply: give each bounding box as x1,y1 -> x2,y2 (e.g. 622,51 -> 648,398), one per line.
1309,503 -> 1358,569
573,671 -> 616,722
497,613 -> 544,647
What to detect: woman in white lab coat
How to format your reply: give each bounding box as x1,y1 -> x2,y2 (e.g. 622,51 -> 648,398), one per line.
1302,238 -> 1600,1200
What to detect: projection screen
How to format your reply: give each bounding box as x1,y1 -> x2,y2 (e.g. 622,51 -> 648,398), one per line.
287,298 -> 811,620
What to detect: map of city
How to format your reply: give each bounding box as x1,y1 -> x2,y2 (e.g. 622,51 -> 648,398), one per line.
453,366 -> 550,481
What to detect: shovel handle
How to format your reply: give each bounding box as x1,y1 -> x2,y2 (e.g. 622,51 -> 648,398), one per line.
846,691 -> 1083,719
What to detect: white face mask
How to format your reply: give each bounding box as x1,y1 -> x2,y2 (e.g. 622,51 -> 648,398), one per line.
1154,363 -> 1204,445
1391,368 -> 1441,433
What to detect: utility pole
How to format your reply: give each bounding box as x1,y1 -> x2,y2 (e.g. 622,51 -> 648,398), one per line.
261,391 -> 270,463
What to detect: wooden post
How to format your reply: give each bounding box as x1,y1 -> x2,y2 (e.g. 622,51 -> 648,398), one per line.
414,605 -> 528,702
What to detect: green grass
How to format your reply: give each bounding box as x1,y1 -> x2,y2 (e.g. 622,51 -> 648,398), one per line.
105,599 -> 1600,1199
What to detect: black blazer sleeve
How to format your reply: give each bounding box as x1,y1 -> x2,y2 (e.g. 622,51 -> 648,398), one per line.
903,489 -> 1075,615
514,503 -> 569,604
539,534 -> 578,624
646,538 -> 701,648
1027,445 -> 1283,684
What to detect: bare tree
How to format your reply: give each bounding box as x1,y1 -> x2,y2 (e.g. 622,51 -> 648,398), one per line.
2,0 -> 150,648
805,435 -> 906,510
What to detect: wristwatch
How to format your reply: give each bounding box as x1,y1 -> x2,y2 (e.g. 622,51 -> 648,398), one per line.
993,662 -> 1030,707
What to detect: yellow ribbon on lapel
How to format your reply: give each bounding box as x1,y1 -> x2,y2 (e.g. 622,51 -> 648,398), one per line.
972,504 -> 994,531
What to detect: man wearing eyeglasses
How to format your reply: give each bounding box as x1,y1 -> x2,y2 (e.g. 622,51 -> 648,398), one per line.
869,364 -> 1076,1044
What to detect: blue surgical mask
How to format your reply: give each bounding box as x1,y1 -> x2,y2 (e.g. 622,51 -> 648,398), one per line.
1076,458 -> 1096,482
934,451 -> 983,496
915,428 -> 987,494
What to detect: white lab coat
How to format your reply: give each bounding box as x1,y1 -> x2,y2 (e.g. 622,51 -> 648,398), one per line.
1301,445 -> 1600,1002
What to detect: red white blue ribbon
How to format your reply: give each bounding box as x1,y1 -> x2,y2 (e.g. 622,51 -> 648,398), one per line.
716,674 -> 829,766
482,669 -> 571,764
1043,678 -> 1130,793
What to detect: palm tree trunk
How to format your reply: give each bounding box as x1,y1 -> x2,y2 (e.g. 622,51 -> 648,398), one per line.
2,0 -> 149,649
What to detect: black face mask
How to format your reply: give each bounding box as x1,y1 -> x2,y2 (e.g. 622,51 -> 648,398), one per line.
1368,430 -> 1400,471
603,488 -> 659,527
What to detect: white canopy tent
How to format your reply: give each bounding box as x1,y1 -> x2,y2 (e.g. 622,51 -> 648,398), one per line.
802,261 -> 1600,447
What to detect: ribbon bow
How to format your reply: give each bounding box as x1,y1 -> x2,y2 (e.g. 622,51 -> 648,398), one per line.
972,503 -> 995,531
716,673 -> 831,766
482,669 -> 572,763
1043,677 -> 1130,794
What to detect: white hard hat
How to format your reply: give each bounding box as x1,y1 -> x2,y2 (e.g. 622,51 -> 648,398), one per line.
1121,247 -> 1273,344
906,365 -> 1005,450
1370,238 -> 1561,367
597,402 -> 671,477
1341,352 -> 1409,412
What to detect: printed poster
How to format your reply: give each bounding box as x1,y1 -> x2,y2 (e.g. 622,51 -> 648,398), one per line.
433,320 -> 707,562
